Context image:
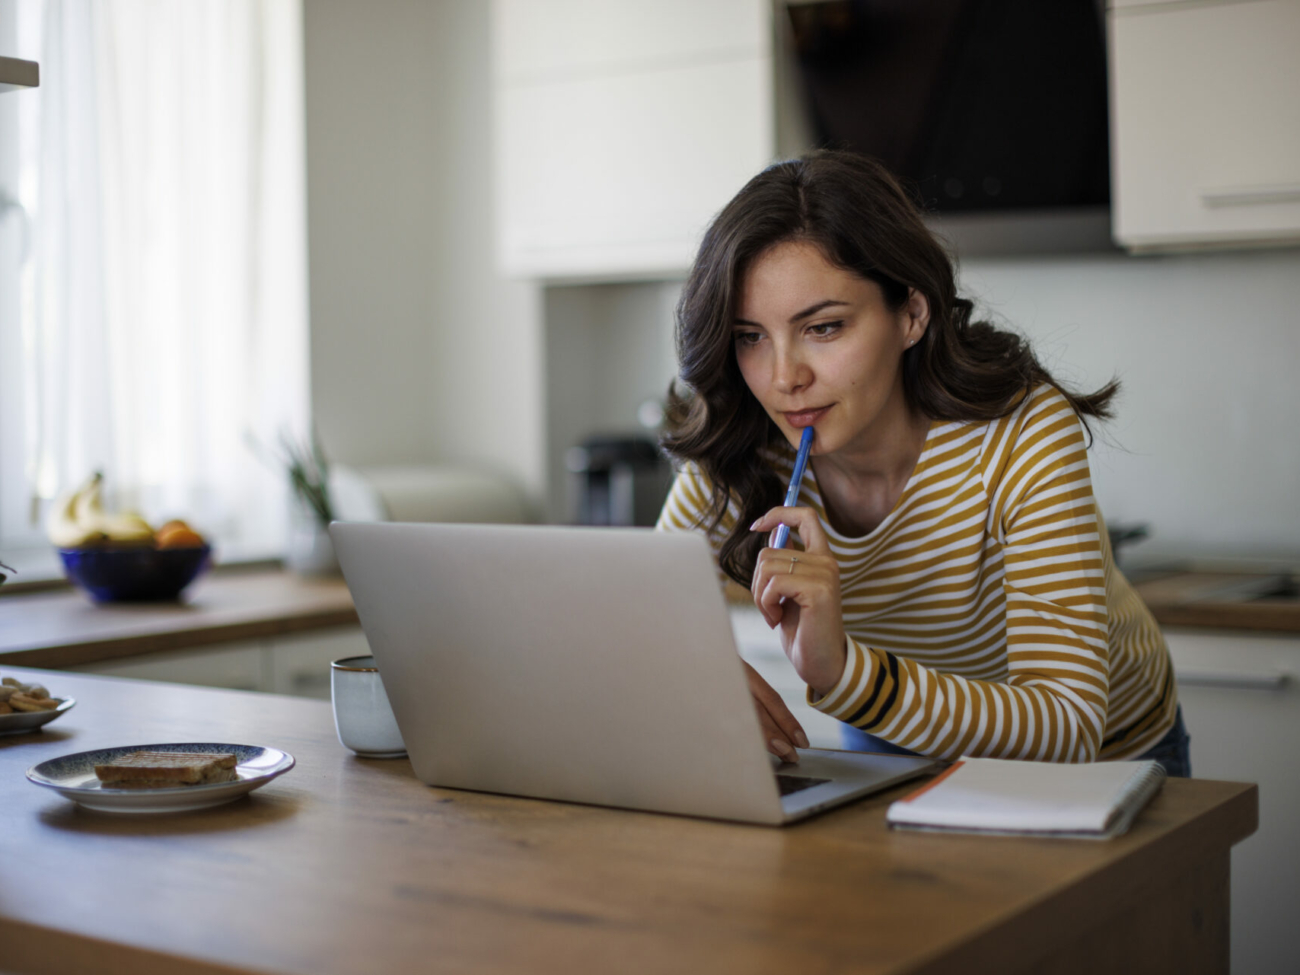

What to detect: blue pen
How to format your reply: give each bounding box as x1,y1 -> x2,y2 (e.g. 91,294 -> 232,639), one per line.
771,426 -> 815,550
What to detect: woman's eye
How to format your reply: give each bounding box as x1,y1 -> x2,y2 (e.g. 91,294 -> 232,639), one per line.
807,321 -> 843,337
734,331 -> 762,347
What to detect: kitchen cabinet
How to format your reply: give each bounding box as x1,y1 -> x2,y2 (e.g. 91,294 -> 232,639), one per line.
1109,0 -> 1300,252
492,0 -> 774,279
69,639 -> 268,692
67,626 -> 371,700
1165,627 -> 1300,975
266,628 -> 370,699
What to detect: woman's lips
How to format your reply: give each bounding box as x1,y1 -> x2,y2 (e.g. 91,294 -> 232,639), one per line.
782,406 -> 830,428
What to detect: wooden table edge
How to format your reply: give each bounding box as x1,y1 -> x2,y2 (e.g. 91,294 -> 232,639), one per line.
901,779 -> 1258,975
0,916 -> 259,975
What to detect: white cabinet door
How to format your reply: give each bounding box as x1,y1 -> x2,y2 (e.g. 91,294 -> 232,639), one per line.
1165,628 -> 1300,975
493,0 -> 766,81
267,627 -> 371,700
66,627 -> 372,701
1110,0 -> 1300,251
493,0 -> 774,279
69,641 -> 266,692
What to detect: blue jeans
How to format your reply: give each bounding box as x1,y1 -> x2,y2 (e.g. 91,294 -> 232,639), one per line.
1135,706 -> 1192,778
840,705 -> 1192,777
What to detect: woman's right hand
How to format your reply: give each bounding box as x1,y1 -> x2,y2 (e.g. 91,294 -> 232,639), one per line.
743,660 -> 810,764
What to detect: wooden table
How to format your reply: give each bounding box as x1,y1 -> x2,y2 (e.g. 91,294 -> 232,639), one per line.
0,570 -> 358,668
0,668 -> 1257,975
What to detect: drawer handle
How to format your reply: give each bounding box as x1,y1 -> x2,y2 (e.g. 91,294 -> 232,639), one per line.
1176,668 -> 1290,690
1201,184 -> 1300,208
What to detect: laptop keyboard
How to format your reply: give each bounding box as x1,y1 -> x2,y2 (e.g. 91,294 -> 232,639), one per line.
776,773 -> 831,797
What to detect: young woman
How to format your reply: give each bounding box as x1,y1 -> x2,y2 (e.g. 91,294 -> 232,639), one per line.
657,151 -> 1188,776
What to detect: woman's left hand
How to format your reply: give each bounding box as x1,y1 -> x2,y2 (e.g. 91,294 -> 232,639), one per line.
750,506 -> 847,697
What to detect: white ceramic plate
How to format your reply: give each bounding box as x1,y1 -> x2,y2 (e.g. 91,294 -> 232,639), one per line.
0,697 -> 76,736
26,742 -> 295,814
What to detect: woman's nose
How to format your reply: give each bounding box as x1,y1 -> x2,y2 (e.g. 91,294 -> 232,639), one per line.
771,345 -> 811,394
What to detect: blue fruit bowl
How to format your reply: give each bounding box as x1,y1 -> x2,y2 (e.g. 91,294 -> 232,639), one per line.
58,545 -> 212,602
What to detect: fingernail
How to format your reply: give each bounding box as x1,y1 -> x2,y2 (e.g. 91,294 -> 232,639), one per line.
770,739 -> 794,762
750,519 -> 761,530
795,730 -> 810,749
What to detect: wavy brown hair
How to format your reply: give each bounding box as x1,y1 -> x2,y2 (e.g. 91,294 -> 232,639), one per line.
661,150 -> 1117,587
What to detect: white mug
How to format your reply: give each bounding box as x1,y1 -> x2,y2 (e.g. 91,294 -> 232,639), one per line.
330,655 -> 407,758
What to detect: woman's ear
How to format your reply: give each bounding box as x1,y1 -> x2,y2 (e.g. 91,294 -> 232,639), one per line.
902,289 -> 930,347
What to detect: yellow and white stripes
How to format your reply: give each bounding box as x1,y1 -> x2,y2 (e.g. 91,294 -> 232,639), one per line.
657,386 -> 1175,762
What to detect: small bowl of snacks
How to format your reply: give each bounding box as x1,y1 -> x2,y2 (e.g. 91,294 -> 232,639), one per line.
0,675 -> 74,735
49,473 -> 212,603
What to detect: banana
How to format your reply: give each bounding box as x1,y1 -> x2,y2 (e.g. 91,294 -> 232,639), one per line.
46,473 -> 107,548
46,472 -> 155,547
98,511 -> 155,543
77,476 -> 155,543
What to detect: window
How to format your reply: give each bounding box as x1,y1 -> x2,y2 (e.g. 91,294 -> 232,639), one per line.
0,0 -> 308,568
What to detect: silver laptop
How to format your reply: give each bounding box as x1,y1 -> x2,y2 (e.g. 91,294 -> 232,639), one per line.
330,521 -> 935,826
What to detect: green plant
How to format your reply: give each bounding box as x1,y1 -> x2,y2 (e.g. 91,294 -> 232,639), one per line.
280,431 -> 335,528
247,429 -> 335,529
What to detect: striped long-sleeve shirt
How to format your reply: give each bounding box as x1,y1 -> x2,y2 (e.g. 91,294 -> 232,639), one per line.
657,385 -> 1177,762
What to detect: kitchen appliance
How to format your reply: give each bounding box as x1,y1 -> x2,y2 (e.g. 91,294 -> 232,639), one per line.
566,435 -> 672,527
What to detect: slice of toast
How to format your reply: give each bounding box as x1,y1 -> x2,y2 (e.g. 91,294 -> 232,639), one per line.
105,770 -> 239,789
94,750 -> 238,787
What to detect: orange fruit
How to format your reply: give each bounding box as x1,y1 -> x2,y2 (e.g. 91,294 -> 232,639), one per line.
156,526 -> 206,549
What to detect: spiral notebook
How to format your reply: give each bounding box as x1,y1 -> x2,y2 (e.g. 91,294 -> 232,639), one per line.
886,757 -> 1167,839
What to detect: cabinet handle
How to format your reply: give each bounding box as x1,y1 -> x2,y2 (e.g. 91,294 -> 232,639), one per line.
1201,184 -> 1300,208
1176,668 -> 1290,690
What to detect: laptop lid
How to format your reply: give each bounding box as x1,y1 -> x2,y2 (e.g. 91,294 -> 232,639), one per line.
331,521 -> 934,825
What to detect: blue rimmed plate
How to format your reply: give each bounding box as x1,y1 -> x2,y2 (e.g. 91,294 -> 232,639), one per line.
0,697 -> 76,736
26,742 -> 295,814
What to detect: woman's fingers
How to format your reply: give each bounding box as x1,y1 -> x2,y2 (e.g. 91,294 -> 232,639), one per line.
744,661 -> 810,754
744,662 -> 807,763
745,504 -> 847,712
750,551 -> 848,694
752,548 -> 837,627
752,545 -> 803,616
750,506 -> 832,556
759,710 -> 799,763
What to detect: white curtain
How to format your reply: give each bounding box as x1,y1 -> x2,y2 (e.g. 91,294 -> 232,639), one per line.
6,0 -> 307,555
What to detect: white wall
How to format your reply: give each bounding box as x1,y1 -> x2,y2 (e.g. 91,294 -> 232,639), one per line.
958,248 -> 1300,565
302,0 -> 544,505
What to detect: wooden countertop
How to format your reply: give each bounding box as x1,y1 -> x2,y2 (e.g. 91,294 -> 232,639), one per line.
0,668 -> 1258,975
1133,570 -> 1300,634
0,562 -> 1293,684
0,569 -> 358,668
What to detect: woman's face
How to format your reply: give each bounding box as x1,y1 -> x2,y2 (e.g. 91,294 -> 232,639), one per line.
732,240 -> 928,457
